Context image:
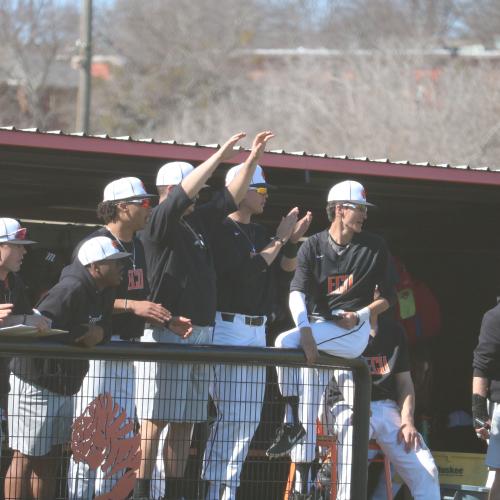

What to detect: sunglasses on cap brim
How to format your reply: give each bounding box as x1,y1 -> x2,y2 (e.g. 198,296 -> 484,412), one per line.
124,198 -> 153,208
249,186 -> 268,195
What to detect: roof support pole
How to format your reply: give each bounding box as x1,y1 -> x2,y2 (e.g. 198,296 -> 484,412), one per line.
75,0 -> 93,133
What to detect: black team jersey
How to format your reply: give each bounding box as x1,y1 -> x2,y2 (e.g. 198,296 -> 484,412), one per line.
213,219 -> 289,317
141,184 -> 237,327
363,315 -> 410,402
291,229 -> 396,319
0,273 -> 32,399
73,227 -> 149,340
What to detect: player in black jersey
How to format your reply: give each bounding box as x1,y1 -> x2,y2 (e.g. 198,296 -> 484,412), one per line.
201,163 -> 312,500
67,177 -> 192,499
332,313 -> 440,499
267,180 -> 396,495
136,131 -> 274,500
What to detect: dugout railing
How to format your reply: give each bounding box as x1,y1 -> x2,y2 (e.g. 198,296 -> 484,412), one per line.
0,339 -> 371,500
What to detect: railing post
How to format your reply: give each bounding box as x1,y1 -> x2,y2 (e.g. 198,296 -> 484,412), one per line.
350,359 -> 372,500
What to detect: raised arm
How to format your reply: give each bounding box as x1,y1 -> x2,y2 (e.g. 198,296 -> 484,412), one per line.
181,132 -> 246,200
227,131 -> 274,205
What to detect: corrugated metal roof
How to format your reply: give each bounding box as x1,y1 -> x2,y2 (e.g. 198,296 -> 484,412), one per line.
1,125 -> 496,174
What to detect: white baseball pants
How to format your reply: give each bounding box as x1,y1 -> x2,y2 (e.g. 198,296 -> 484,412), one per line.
333,399 -> 440,500
275,313 -> 370,463
202,312 -> 267,498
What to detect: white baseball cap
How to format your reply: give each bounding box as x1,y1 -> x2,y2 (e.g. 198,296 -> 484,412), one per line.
225,164 -> 271,187
327,180 -> 375,207
0,218 -> 36,245
77,236 -> 131,266
156,162 -> 195,186
103,177 -> 155,202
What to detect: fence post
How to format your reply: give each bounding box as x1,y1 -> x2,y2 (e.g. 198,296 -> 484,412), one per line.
350,358 -> 372,500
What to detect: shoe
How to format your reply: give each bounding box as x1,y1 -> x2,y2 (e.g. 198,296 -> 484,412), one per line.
289,488 -> 323,500
266,422 -> 306,458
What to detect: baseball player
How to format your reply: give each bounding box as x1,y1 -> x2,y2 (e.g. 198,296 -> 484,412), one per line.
201,163 -> 312,500
472,299 -> 500,499
5,236 -> 127,500
331,313 -> 440,500
135,131 -> 273,500
266,180 -> 396,497
0,218 -> 49,464
67,177 -> 191,499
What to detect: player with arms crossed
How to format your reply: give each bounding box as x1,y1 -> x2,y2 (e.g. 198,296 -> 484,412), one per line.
267,180 -> 396,495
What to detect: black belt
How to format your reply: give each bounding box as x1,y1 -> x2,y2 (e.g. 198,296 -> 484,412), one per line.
220,312 -> 265,327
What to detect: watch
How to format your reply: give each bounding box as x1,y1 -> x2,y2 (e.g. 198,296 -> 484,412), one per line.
271,236 -> 285,245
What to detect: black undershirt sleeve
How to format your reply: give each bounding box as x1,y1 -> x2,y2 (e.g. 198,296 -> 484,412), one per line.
473,310 -> 500,378
145,185 -> 192,245
290,239 -> 315,296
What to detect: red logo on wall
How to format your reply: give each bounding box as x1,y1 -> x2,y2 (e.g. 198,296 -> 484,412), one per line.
71,393 -> 141,499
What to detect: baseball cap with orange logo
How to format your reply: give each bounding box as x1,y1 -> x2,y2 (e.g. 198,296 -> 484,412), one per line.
0,218 -> 36,245
327,180 -> 375,207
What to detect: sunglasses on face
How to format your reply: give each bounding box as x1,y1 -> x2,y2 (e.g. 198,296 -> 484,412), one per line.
249,187 -> 268,195
342,203 -> 368,214
126,198 -> 152,208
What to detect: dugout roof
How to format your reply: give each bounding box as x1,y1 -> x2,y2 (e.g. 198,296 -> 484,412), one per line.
1,125 -> 499,417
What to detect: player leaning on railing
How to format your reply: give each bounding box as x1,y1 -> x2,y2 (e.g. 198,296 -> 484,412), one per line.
5,237 -> 127,500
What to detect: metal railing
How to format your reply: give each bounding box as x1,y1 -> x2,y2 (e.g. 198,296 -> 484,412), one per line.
0,339 -> 371,500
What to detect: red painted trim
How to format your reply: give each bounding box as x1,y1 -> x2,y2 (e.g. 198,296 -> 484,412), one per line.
0,129 -> 498,186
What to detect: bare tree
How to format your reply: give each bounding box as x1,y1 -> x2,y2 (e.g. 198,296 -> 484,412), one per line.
0,0 -> 78,129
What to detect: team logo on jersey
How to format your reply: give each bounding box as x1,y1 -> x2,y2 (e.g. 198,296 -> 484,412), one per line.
327,273 -> 354,296
128,268 -> 144,291
89,314 -> 103,325
111,240 -> 120,249
365,355 -> 390,375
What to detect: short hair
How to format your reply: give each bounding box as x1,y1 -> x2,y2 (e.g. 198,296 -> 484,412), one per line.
96,201 -> 118,224
157,185 -> 169,198
326,202 -> 339,222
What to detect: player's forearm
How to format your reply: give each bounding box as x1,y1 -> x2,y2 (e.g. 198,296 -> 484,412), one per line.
396,378 -> 416,424
226,152 -> 259,205
181,150 -> 223,199
473,376 -> 489,398
259,239 -> 285,266
367,297 -> 390,317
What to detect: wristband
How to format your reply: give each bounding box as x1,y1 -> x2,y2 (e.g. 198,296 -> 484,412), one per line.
356,306 -> 371,324
283,241 -> 298,258
472,393 -> 489,428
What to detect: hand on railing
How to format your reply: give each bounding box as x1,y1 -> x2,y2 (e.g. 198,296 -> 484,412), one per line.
299,326 -> 319,365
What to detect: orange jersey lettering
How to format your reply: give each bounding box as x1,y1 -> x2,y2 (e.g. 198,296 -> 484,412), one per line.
327,273 -> 354,296
366,355 -> 390,375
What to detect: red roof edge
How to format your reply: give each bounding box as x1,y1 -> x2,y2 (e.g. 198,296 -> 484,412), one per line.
1,129 -> 498,186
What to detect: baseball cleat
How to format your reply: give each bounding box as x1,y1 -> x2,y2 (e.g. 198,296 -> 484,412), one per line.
266,422 -> 306,458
